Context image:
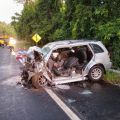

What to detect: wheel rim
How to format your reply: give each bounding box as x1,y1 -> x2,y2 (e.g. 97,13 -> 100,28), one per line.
38,75 -> 47,86
91,68 -> 102,80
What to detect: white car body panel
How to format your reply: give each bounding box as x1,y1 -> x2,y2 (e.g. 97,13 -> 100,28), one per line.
40,40 -> 112,84
24,40 -> 112,85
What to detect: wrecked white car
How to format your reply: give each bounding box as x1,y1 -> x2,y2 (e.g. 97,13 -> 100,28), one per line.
20,40 -> 112,88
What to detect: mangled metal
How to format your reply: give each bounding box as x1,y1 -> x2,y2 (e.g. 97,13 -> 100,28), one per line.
17,46 -> 50,88
17,40 -> 112,88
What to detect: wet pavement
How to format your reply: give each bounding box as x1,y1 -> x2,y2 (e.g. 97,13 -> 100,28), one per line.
0,47 -> 69,120
53,81 -> 120,120
1,47 -> 120,120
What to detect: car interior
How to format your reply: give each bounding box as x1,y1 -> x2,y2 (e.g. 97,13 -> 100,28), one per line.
47,45 -> 93,78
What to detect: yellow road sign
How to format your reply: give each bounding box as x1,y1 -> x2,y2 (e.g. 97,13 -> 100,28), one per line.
32,33 -> 41,43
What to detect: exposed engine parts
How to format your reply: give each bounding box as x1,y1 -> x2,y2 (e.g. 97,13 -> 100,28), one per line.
17,40 -> 110,88
18,45 -> 92,88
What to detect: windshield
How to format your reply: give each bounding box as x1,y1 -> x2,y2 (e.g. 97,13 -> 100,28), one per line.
41,46 -> 51,57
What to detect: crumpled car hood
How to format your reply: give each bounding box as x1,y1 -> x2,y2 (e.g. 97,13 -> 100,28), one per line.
27,46 -> 42,54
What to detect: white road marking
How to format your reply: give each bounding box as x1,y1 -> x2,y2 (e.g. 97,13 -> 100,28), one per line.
45,88 -> 81,120
55,84 -> 70,90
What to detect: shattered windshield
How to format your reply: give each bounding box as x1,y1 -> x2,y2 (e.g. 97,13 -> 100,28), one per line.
41,46 -> 51,57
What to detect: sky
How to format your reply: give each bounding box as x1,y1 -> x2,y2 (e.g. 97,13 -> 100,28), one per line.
0,0 -> 23,23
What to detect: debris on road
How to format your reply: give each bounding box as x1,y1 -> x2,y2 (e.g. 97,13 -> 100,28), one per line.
80,90 -> 93,95
67,99 -> 76,104
55,85 -> 70,90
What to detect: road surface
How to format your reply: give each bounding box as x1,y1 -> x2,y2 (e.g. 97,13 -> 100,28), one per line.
0,47 -> 69,120
0,47 -> 120,120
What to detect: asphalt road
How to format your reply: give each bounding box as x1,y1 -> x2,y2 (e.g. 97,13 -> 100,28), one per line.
53,78 -> 120,120
1,47 -> 120,120
0,47 -> 69,120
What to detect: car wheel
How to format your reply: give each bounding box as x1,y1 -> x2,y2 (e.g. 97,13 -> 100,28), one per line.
88,65 -> 104,82
32,73 -> 47,89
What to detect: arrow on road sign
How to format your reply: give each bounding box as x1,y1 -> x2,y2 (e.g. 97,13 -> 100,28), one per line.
32,33 -> 41,43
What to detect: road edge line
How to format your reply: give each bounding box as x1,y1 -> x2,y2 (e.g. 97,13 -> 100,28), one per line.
45,88 -> 81,120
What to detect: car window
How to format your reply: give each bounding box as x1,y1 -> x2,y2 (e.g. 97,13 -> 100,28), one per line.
41,46 -> 51,57
90,44 -> 104,53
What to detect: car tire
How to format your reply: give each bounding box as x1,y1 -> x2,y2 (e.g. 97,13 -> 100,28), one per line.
32,73 -> 47,89
88,65 -> 104,82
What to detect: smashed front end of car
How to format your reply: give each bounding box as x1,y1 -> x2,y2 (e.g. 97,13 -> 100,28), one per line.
18,46 -> 51,88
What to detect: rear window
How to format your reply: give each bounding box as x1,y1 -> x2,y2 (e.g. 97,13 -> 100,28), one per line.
90,44 -> 104,53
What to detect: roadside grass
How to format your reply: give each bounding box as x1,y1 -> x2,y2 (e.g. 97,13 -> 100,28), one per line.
104,70 -> 120,84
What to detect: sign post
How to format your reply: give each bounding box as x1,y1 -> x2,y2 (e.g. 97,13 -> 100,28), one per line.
32,33 -> 41,46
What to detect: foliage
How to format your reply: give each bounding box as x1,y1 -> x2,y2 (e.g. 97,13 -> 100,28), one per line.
95,19 -> 120,44
105,71 -> 120,84
12,0 -> 120,69
0,21 -> 16,36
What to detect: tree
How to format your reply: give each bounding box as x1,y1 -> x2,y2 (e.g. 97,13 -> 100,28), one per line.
12,0 -> 120,69
0,22 -> 16,36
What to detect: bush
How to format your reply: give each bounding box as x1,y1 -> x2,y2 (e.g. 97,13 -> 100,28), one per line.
104,71 -> 120,84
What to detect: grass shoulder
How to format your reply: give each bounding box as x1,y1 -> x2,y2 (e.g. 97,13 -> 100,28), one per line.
104,70 -> 120,85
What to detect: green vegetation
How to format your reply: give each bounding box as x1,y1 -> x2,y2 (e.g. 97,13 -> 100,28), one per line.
105,71 -> 120,84
0,21 -> 16,36
13,0 -> 120,69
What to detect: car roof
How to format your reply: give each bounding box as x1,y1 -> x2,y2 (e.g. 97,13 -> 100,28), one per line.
44,40 -> 101,49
